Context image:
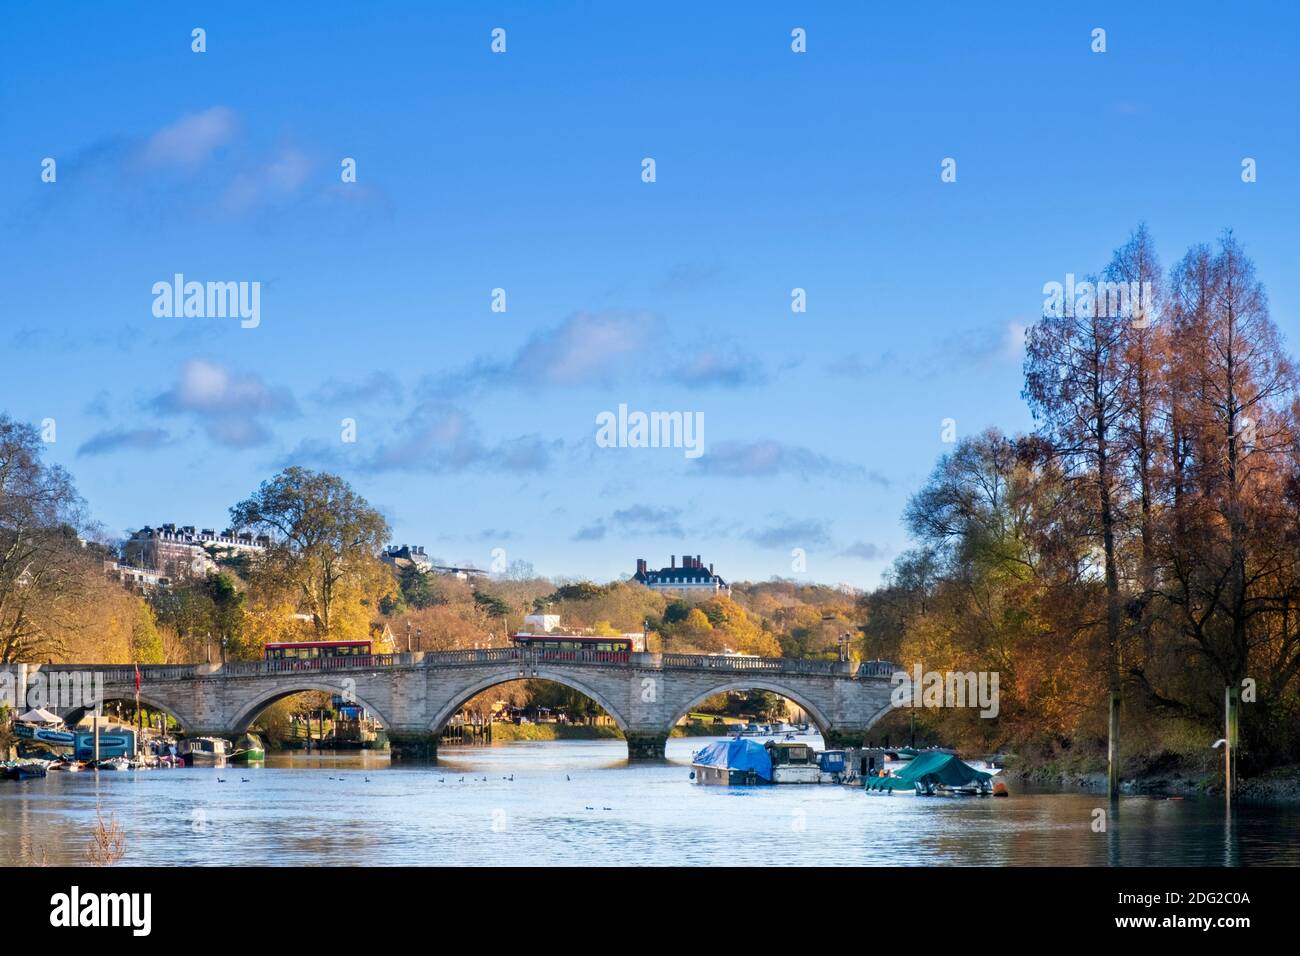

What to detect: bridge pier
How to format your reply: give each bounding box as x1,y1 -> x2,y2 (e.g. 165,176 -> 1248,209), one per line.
388,732 -> 438,760
625,732 -> 668,760
820,728 -> 869,749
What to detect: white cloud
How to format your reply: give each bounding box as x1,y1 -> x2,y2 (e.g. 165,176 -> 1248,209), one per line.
151,359 -> 296,448
139,107 -> 239,167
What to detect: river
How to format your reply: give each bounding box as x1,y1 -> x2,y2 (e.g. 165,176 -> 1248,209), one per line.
3,736 -> 1298,866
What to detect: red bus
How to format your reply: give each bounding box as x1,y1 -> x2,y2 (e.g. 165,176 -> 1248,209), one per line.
508,633 -> 634,662
264,639 -> 373,664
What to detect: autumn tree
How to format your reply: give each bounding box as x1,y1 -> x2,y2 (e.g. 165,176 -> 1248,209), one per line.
1152,233 -> 1299,764
229,468 -> 392,639
1025,244 -> 1138,798
0,415 -> 94,663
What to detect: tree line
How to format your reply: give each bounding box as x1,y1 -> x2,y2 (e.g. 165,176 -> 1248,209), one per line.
860,226 -> 1300,779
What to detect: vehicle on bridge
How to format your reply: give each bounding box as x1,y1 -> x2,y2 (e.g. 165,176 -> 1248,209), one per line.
508,632 -> 634,663
264,639 -> 375,668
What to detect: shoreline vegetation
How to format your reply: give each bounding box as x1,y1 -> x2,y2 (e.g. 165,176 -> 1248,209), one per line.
1007,753 -> 1300,805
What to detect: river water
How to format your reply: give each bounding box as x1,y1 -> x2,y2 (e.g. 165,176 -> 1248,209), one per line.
3,736 -> 1297,866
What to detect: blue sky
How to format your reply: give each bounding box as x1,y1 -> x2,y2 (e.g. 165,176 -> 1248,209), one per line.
3,1 -> 1298,587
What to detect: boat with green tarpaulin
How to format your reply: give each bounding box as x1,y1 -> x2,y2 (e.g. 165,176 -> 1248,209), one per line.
864,751 -> 994,795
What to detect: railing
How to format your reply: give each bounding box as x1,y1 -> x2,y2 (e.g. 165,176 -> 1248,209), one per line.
96,666 -> 196,682
661,654 -> 842,675
857,660 -> 901,679
227,655 -> 399,675
422,648 -> 630,667
15,651 -> 898,682
422,648 -> 523,666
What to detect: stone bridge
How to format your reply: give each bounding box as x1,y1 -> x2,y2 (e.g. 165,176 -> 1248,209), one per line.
2,650 -> 901,758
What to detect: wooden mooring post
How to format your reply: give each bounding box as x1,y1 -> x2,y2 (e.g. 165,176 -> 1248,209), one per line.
1224,684 -> 1240,809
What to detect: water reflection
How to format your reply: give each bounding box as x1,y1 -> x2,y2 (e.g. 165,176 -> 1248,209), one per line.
2,737 -> 1296,866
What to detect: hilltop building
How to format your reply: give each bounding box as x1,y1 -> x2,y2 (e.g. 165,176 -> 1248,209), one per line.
381,544 -> 434,572
633,554 -> 730,597
381,545 -> 486,579
120,523 -> 269,582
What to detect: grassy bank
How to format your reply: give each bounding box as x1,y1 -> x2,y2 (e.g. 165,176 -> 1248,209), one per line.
482,721 -> 736,742
488,723 -> 624,742
671,723 -> 733,738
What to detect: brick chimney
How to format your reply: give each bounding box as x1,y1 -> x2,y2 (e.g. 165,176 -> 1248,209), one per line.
636,558 -> 647,575
670,555 -> 676,568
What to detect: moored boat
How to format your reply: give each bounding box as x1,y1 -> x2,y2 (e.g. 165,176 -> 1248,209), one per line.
765,740 -> 821,784
2,760 -> 50,780
691,739 -> 772,785
229,733 -> 266,764
178,737 -> 231,766
864,752 -> 994,796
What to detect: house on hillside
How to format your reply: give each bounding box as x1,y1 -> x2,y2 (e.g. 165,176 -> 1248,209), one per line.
632,554 -> 730,597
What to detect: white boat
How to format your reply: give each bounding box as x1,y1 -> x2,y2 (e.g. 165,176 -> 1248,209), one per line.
95,757 -> 131,771
766,741 -> 822,784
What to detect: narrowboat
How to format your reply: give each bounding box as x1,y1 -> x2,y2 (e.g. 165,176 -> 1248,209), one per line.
691,739 -> 772,785
178,737 -> 231,766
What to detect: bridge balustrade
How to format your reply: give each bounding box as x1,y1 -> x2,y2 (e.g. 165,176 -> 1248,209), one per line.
228,655 -> 400,675
59,650 -> 898,682
661,653 -> 841,674
856,660 -> 901,678
420,647 -> 629,666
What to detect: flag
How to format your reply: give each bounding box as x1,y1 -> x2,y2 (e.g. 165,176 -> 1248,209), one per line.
134,662 -> 141,694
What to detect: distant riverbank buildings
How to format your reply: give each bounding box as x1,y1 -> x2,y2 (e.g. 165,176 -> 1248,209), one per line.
633,554 -> 730,597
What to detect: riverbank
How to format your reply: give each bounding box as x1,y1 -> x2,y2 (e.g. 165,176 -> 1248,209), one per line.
487,723 -> 623,742
1008,753 -> 1300,805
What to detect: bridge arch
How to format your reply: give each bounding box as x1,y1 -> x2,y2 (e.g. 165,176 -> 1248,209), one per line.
427,668 -> 632,735
663,678 -> 835,738
68,691 -> 194,733
229,681 -> 395,735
